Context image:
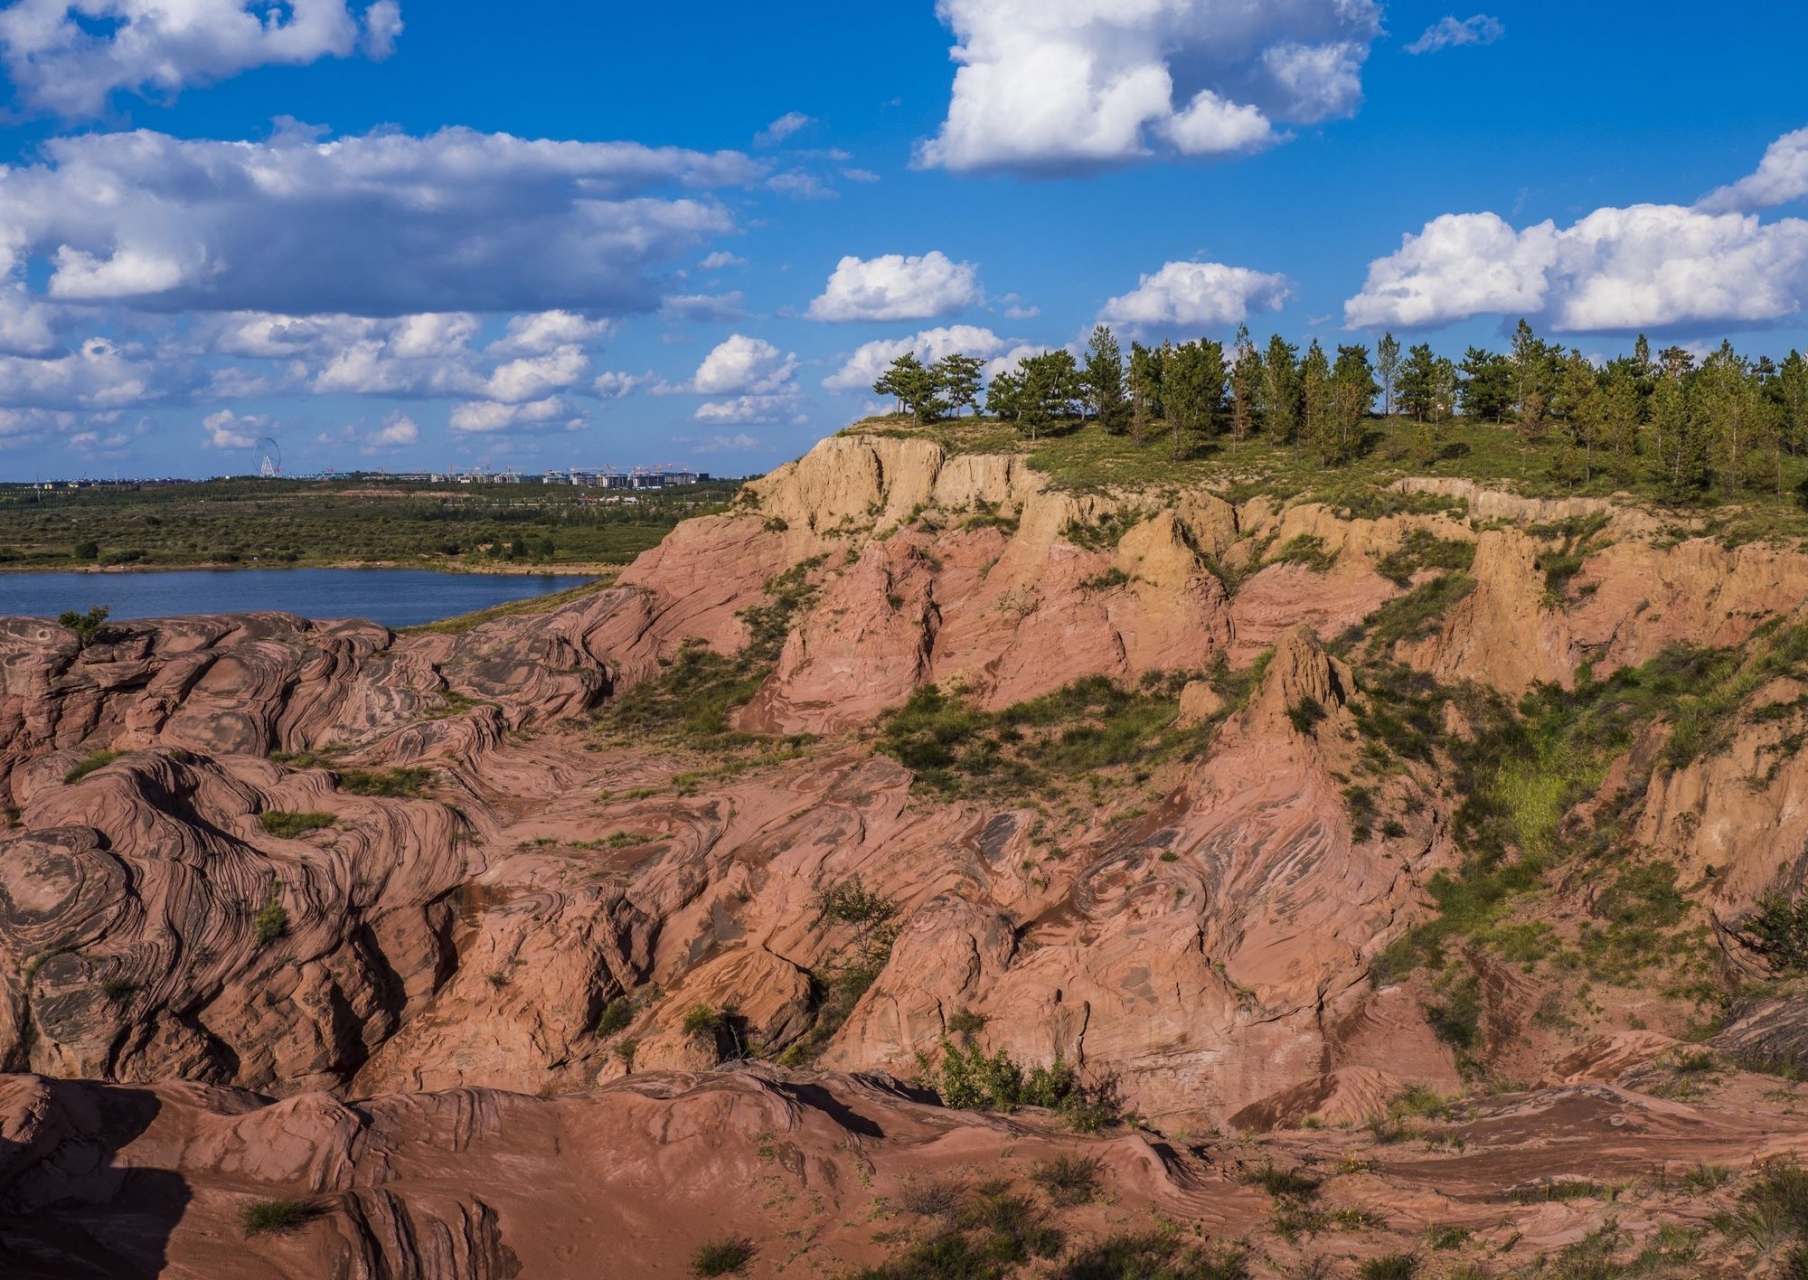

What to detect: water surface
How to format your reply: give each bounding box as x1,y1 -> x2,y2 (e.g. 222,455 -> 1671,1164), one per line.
1,568 -> 595,629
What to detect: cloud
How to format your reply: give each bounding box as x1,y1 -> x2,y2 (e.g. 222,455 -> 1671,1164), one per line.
823,324 -> 1018,392
480,345 -> 591,403
1699,125 -> 1808,214
693,396 -> 801,425
202,408 -> 266,450
449,396 -> 580,434
593,370 -> 656,398
1344,205 -> 1808,332
690,334 -> 801,422
0,1 -> 404,117
660,291 -> 747,322
693,432 -> 761,451
918,0 -> 1381,175
0,337 -> 172,410
807,251 -> 982,322
1404,15 -> 1505,56
842,168 -> 881,183
1099,260 -> 1292,334
699,251 -> 747,270
366,411 -> 419,450
693,334 -> 798,395
756,112 -> 816,146
486,311 -> 613,357
0,127 -> 759,317
768,171 -> 837,200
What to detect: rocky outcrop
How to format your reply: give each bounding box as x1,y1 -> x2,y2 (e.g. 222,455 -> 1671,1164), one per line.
8,430 -> 1808,1276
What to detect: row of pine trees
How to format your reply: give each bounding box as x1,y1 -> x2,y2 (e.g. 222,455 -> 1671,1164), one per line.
871,321 -> 1808,498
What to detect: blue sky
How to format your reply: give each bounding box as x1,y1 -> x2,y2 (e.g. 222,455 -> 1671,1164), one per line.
0,1 -> 1804,478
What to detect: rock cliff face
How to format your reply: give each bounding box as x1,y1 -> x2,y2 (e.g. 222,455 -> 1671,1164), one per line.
6,431 -> 1808,1276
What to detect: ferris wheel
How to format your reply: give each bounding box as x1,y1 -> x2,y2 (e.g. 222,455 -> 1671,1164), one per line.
253,437 -> 283,479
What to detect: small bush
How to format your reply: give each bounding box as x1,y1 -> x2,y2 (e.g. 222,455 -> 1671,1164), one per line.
594,998 -> 633,1038
58,604 -> 110,643
1739,894 -> 1808,973
1273,534 -> 1338,573
1028,1154 -> 1103,1206
63,750 -> 122,784
1247,1164 -> 1321,1200
239,1196 -> 319,1237
1357,1254 -> 1419,1280
253,895 -> 288,946
258,810 -> 336,839
682,1005 -> 724,1039
691,1236 -> 755,1277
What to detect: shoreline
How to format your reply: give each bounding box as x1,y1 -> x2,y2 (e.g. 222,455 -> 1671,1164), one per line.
0,560 -> 623,578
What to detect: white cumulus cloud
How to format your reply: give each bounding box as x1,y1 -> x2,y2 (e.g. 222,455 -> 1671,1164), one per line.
0,1 -> 404,117
1699,125 -> 1808,214
1345,205 -> 1808,333
449,396 -> 580,435
202,408 -> 266,450
807,251 -> 982,322
693,334 -> 798,395
918,0 -> 1382,175
366,411 -> 419,450
1404,15 -> 1505,56
1100,261 -> 1292,334
487,311 -> 613,358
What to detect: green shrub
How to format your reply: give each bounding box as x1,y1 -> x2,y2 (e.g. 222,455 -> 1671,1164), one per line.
1273,534 -> 1338,573
682,1006 -> 723,1039
594,998 -> 633,1038
1357,1255 -> 1418,1280
1374,530 -> 1475,587
57,604 -> 109,643
239,1196 -> 319,1237
1246,1164 -> 1321,1200
1028,1154 -> 1103,1206
63,750 -> 122,784
253,895 -> 288,946
1739,894 -> 1808,973
258,810 -> 336,838
690,1237 -> 755,1277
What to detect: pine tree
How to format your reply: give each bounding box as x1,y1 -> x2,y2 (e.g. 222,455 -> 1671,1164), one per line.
873,352 -> 945,423
1457,346 -> 1513,421
933,353 -> 984,418
1229,324 -> 1261,443
1258,335 -> 1299,445
1376,332 -> 1401,418
1082,325 -> 1128,434
1128,342 -> 1163,447
1299,340 -> 1332,457
1510,318 -> 1552,443
986,367 -> 1023,422
1017,350 -> 1081,440
1162,340 -> 1226,460
1328,344 -> 1377,465
1397,343 -> 1440,421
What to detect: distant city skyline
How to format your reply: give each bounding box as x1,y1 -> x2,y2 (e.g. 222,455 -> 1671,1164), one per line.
0,2 -> 1804,479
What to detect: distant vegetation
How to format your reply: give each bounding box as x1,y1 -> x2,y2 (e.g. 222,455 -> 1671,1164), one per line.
0,476 -> 742,571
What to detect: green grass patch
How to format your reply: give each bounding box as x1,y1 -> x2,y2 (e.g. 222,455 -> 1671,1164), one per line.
336,767 -> 434,798
239,1196 -> 321,1237
257,810 -> 336,838
63,750 -> 122,784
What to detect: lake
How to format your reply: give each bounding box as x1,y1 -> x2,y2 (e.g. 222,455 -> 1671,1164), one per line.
0,568 -> 598,629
